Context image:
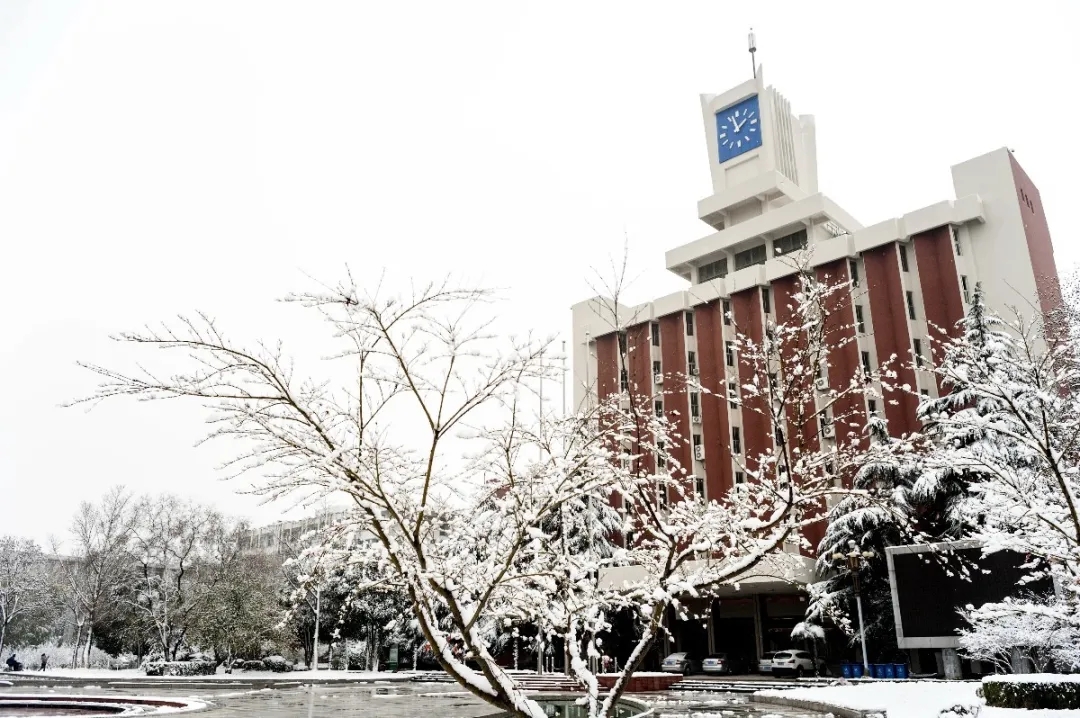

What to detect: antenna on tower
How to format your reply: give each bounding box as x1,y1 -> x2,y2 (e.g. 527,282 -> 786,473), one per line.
748,28 -> 757,79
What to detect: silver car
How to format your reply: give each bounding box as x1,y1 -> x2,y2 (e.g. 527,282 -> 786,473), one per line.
758,651 -> 776,674
660,652 -> 698,675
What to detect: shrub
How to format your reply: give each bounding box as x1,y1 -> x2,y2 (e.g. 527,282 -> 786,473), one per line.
261,655 -> 292,673
240,660 -> 266,671
18,643 -> 130,670
144,660 -> 217,677
982,676 -> 1080,709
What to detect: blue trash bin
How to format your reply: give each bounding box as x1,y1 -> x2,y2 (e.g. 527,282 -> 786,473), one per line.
894,663 -> 909,679
852,663 -> 864,678
841,663 -> 853,679
883,663 -> 896,679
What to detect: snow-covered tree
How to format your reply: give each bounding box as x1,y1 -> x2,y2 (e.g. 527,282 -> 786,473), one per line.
959,594 -> 1080,673
125,495 -> 234,661
51,486 -> 135,667
918,281 -> 1080,654
0,537 -> 54,658
191,538 -> 286,665
75,267 -> 875,718
803,416 -> 919,655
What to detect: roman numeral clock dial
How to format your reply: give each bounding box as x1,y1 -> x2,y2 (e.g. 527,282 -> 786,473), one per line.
715,94 -> 763,163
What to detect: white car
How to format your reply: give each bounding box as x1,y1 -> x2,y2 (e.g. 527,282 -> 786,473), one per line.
769,649 -> 826,677
757,651 -> 776,674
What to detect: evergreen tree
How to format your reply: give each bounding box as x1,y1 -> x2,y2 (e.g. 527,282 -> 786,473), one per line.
912,283 -> 1013,536
804,416 -> 920,658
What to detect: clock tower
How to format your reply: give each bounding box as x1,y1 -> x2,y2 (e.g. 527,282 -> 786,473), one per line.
698,67 -> 819,232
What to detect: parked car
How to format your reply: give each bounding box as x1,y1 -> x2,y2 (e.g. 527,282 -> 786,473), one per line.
757,651 -> 776,674
699,652 -> 743,673
769,649 -> 827,677
660,652 -> 699,675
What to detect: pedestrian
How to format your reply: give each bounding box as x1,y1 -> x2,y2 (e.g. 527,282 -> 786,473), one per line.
40,653 -> 48,671
6,654 -> 22,672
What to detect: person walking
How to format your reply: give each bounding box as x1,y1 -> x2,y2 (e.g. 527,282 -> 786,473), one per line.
40,653 -> 48,671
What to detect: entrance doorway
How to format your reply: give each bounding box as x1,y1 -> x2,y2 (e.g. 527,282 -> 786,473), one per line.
712,617 -> 756,673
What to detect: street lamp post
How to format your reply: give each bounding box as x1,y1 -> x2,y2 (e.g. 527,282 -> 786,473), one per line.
834,548 -> 875,675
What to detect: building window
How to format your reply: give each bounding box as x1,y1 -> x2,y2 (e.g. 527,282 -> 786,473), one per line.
920,389 -> 930,397
849,259 -> 860,286
906,291 -> 916,320
695,475 -> 705,498
618,331 -> 627,356
734,244 -> 767,271
913,339 -> 924,367
725,341 -> 735,367
868,399 -> 878,416
761,287 -> 772,314
735,471 -> 746,485
688,351 -> 698,376
731,427 -> 742,454
774,426 -> 785,445
685,311 -> 694,336
728,381 -> 738,409
699,257 -> 728,282
855,304 -> 866,333
861,351 -> 872,375
899,244 -> 910,272
952,226 -> 963,256
693,433 -> 702,454
656,441 -> 666,469
722,299 -> 732,326
651,322 -> 660,347
653,359 -> 662,376
961,275 -> 971,304
690,392 -> 700,419
620,368 -> 628,392
654,399 -> 664,418
773,228 -> 808,257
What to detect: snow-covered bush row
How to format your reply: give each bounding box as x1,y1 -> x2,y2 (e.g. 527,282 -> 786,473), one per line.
144,660 -> 217,676
981,674 -> 1080,709
261,655 -> 292,673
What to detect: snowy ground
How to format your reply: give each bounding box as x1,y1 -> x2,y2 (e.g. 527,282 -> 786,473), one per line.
6,667 -> 406,682
757,681 -> 1080,718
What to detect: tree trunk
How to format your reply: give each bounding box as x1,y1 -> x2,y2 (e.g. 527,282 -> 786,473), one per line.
0,620 -> 7,661
71,628 -> 81,669
85,625 -> 94,668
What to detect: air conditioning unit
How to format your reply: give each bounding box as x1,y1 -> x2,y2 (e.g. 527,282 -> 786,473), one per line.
689,366 -> 699,376
654,373 -> 664,384
691,414 -> 702,424
822,424 -> 835,438
815,377 -> 830,391
694,445 -> 705,461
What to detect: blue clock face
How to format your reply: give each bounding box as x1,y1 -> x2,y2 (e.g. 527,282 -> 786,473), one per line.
716,94 -> 763,163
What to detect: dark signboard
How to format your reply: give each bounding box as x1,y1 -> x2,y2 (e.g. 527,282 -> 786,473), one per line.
888,542 -> 1052,647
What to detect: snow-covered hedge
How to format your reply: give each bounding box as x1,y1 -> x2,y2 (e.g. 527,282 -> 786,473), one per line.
261,655 -> 292,673
240,659 -> 266,671
981,674 -> 1080,709
144,660 -> 217,677
18,643 -> 134,670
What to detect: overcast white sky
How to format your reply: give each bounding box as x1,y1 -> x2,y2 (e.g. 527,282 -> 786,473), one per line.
1,1 -> 1077,546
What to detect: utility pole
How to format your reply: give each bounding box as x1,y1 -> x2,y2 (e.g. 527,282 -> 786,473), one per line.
835,548 -> 875,675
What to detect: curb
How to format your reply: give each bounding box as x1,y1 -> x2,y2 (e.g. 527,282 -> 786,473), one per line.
750,693 -> 886,718
3,672 -> 418,688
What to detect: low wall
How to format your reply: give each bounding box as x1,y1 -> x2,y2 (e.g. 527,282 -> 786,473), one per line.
597,673 -> 682,692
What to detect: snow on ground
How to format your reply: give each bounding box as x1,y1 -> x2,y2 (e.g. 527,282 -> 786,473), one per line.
11,668 -> 404,681
757,681 -> 1080,718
